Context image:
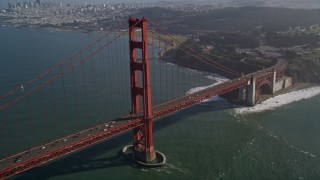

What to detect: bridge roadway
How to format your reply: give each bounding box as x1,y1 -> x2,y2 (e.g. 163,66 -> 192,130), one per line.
0,60 -> 287,179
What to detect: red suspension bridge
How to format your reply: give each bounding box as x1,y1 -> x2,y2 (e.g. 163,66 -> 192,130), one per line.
0,17 -> 287,179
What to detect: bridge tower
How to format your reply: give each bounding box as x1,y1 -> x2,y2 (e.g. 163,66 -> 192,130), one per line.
128,17 -> 165,165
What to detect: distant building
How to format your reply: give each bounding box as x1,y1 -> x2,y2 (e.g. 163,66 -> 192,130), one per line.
23,2 -> 28,8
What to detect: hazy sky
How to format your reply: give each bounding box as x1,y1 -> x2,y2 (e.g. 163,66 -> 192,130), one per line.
0,0 -> 161,8
1,0 -> 320,9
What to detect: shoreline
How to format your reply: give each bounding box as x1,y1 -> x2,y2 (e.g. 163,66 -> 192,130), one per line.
4,24 -> 319,113
0,23 -> 115,35
232,83 -> 320,115
256,83 -> 314,104
158,40 -> 320,112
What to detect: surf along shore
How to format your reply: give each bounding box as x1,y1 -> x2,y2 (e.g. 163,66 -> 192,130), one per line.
157,34 -> 319,111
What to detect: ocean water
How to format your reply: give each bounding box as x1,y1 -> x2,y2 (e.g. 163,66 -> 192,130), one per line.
11,95 -> 320,179
0,26 -> 215,159
1,27 -> 320,179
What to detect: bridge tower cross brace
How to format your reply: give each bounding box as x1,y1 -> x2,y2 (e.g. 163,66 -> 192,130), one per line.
129,17 -> 156,162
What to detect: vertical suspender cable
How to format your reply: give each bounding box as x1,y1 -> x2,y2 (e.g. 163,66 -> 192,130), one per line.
158,35 -> 164,103
49,70 -> 57,138
165,35 -> 168,102
38,79 -> 46,144
81,51 -> 89,123
60,64 -> 68,138
171,61 -> 174,100
71,60 -> 79,130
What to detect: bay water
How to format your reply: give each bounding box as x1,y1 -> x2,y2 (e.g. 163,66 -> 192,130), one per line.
1,27 -> 320,179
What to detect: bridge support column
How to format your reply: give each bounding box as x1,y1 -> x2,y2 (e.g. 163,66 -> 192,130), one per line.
125,17 -> 165,167
238,87 -> 247,101
272,69 -> 277,94
247,76 -> 256,106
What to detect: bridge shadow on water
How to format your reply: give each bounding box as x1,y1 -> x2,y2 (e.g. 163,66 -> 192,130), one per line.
13,133 -> 134,179
13,101 -> 237,179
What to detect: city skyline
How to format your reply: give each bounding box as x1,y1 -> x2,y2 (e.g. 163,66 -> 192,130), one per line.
2,0 -> 320,9
0,0 -> 163,8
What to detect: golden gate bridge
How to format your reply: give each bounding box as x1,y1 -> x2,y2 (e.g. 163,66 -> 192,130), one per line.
0,17 -> 287,179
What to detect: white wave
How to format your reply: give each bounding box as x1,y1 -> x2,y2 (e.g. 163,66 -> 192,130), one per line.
148,163 -> 189,175
202,96 -> 225,102
186,75 -> 228,95
186,71 -> 229,103
299,149 -> 316,158
184,68 -> 229,82
184,68 -> 202,74
166,62 -> 175,66
233,86 -> 320,115
141,168 -> 148,172
268,131 -> 316,158
204,73 -> 229,82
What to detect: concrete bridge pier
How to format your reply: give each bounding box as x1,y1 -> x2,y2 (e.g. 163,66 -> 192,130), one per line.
271,69 -> 292,94
247,76 -> 256,106
272,69 -> 277,94
238,87 -> 247,102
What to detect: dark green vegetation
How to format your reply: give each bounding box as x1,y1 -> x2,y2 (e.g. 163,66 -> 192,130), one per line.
139,6 -> 320,33
137,7 -> 320,82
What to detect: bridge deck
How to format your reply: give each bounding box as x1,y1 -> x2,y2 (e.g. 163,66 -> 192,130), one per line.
0,77 -> 249,176
0,60 -> 286,178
